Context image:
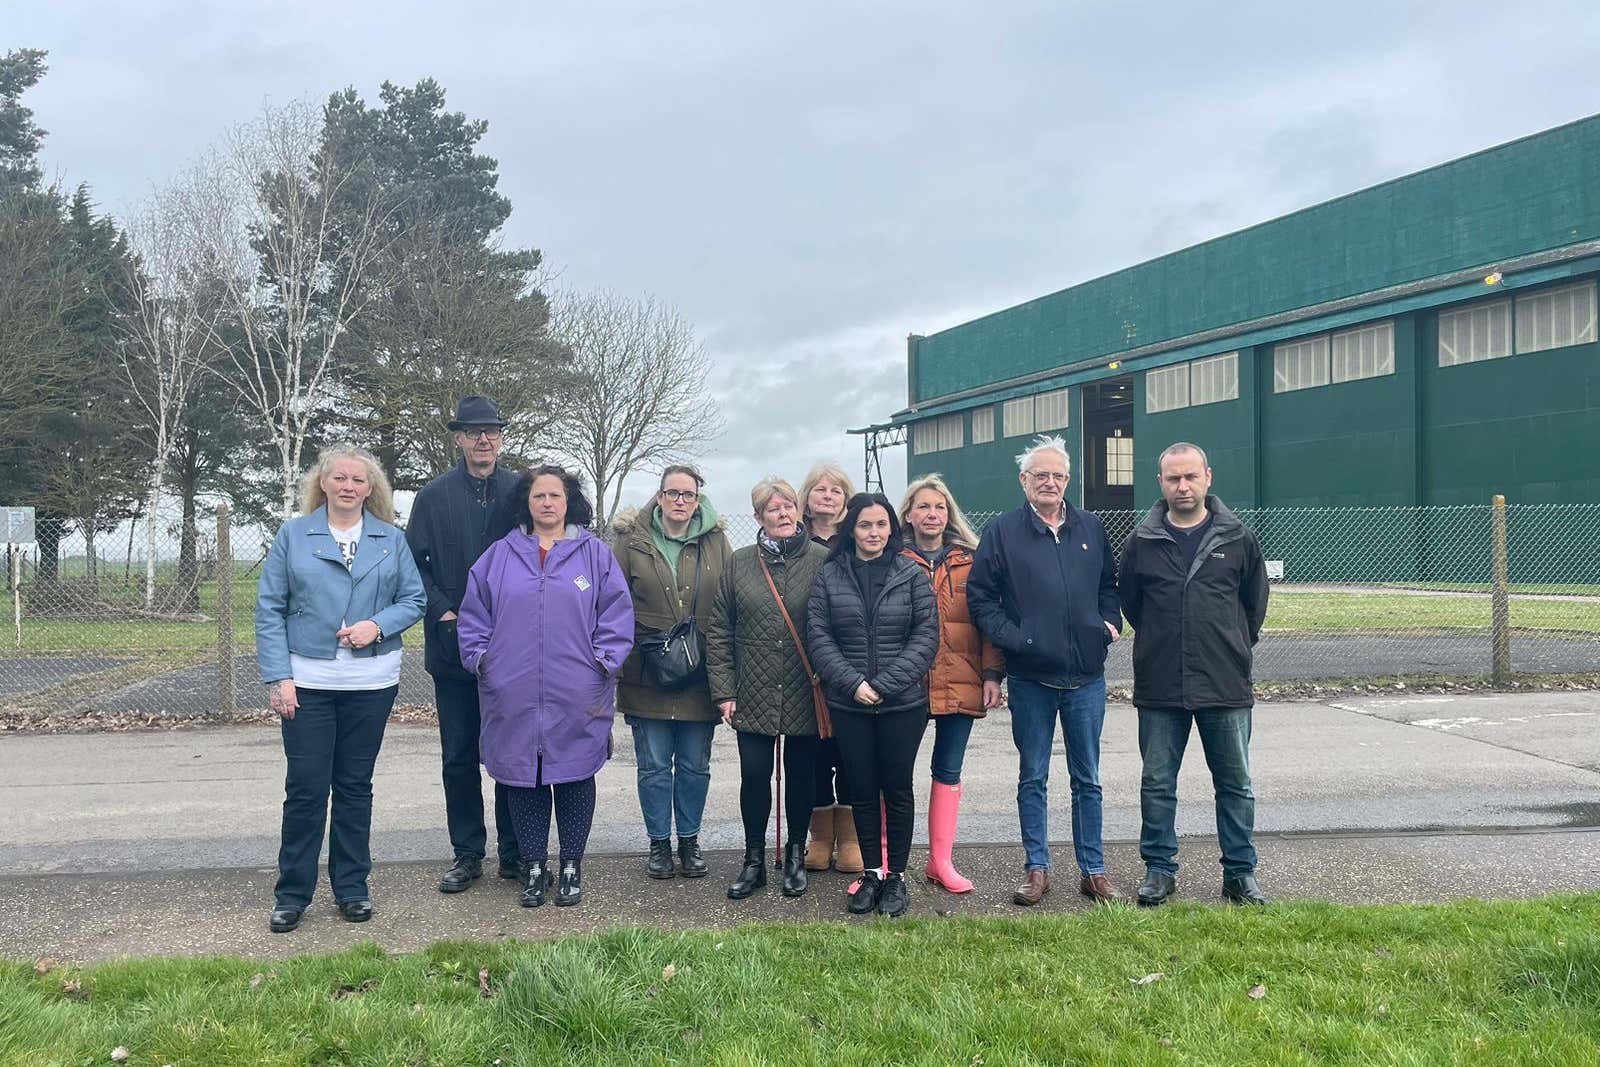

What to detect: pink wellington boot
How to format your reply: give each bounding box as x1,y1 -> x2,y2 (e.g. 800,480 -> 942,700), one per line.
924,781 -> 974,893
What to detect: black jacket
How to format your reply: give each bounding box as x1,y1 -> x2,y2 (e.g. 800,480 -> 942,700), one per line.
967,502 -> 1121,688
404,460 -> 522,680
1118,496 -> 1269,710
806,550 -> 939,715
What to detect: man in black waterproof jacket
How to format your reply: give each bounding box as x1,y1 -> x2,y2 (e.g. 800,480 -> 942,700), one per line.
405,396 -> 523,893
1118,442 -> 1270,908
967,434 -> 1125,908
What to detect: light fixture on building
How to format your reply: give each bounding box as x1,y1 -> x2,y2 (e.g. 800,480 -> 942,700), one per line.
1485,271 -> 1503,286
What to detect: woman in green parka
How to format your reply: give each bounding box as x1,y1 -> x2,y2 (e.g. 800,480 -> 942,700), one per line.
705,476 -> 830,901
612,465 -> 732,882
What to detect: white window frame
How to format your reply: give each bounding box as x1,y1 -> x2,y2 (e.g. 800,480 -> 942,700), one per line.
1002,396 -> 1035,437
1034,388 -> 1070,431
1145,363 -> 1189,413
1273,335 -> 1330,393
912,413 -> 963,456
1105,435 -> 1134,486
1515,280 -> 1597,355
1438,299 -> 1511,366
970,405 -> 995,445
1330,321 -> 1395,383
1189,351 -> 1239,406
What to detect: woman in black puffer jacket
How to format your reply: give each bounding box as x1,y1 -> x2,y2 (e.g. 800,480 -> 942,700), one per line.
805,492 -> 939,917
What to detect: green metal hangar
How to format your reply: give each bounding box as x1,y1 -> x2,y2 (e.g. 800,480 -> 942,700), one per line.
884,114 -> 1600,514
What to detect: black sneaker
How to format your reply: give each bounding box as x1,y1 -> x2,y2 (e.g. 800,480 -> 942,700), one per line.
646,838 -> 676,879
437,858 -> 482,893
878,872 -> 909,917
848,871 -> 883,914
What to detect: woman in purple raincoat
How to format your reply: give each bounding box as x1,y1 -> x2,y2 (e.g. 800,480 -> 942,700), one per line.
457,464 -> 634,909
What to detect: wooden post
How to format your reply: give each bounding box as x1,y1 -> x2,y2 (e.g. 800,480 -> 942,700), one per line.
216,502 -> 235,715
1490,494 -> 1511,687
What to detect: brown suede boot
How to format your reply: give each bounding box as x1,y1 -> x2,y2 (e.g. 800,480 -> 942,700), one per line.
832,805 -> 865,873
804,808 -> 833,871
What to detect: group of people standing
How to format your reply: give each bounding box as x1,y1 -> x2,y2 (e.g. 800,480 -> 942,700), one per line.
255,394 -> 1271,932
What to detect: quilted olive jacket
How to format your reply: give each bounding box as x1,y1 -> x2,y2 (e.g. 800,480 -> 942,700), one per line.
704,531 -> 830,737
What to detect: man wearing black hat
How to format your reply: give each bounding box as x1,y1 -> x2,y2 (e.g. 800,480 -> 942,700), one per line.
406,396 -> 524,892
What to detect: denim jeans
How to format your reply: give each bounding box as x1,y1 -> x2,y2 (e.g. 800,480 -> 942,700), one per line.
928,714 -> 976,786
1137,706 -> 1256,878
627,716 -> 717,841
1007,675 -> 1107,874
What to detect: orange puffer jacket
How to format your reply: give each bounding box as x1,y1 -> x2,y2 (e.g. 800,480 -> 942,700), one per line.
903,545 -> 1005,716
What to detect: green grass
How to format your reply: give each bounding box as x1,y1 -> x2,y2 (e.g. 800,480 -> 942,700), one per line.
1266,591 -> 1600,634
5,897 -> 1600,1065
3,569 -> 257,655
1380,582 -> 1600,597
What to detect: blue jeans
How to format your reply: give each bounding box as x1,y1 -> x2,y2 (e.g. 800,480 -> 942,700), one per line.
1137,706 -> 1257,878
627,716 -> 716,841
1008,675 -> 1107,874
928,714 -> 975,786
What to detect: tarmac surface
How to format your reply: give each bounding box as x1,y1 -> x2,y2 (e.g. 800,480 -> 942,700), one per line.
3,689 -> 1599,961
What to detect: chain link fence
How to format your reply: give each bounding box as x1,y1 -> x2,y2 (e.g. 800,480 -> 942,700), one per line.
2,500 -> 1596,719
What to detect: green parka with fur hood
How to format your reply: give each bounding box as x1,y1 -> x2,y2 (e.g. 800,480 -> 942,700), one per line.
611,500 -> 732,722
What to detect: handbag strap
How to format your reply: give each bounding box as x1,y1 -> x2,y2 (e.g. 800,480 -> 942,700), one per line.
758,553 -> 832,738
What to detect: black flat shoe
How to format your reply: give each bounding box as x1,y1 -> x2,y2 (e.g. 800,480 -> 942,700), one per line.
781,841 -> 808,897
847,871 -> 882,915
727,847 -> 766,900
337,899 -> 373,923
677,835 -> 708,878
269,907 -> 304,933
438,858 -> 482,893
555,860 -> 583,907
520,860 -> 551,908
1137,871 -> 1177,907
878,872 -> 909,917
646,838 -> 676,880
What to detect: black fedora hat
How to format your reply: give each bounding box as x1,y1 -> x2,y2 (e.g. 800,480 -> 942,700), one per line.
447,395 -> 509,431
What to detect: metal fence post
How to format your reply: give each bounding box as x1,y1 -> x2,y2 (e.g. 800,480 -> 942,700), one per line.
1490,494 -> 1511,687
216,502 -> 235,716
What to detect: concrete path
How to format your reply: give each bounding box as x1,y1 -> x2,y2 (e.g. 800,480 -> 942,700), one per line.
3,690 -> 1599,961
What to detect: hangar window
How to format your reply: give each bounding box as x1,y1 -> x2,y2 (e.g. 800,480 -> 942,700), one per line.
1034,388 -> 1070,431
1190,351 -> 1240,405
1145,364 -> 1189,413
1002,397 -> 1035,437
1438,300 -> 1511,365
971,405 -> 995,444
1331,321 -> 1394,383
1515,281 -> 1597,355
912,413 -> 964,455
1273,335 -> 1329,393
1105,435 -> 1134,486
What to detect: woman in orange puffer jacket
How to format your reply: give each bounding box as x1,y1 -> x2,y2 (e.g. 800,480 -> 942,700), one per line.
899,474 -> 1005,893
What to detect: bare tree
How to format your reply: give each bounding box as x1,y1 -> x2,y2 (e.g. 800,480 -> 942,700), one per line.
189,99 -> 397,520
116,185 -> 221,606
547,289 -> 724,525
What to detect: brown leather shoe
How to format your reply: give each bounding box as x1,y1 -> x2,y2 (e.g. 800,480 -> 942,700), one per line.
1013,868 -> 1050,906
1079,873 -> 1124,903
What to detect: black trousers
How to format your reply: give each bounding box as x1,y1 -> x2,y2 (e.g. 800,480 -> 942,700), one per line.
435,676 -> 517,866
275,685 -> 397,908
735,731 -> 819,851
832,705 -> 928,874
811,736 -> 854,807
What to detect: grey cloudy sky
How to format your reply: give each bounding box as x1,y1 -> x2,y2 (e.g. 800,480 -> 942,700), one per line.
11,0 -> 1600,513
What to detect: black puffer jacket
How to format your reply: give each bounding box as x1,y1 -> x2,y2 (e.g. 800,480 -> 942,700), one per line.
805,550 -> 939,715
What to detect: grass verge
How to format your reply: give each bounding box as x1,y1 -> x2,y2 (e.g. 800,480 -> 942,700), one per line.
5,896 -> 1600,1065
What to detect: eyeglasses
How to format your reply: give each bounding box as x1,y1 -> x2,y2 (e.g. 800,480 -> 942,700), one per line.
459,428 -> 502,442
1025,471 -> 1069,483
661,489 -> 699,502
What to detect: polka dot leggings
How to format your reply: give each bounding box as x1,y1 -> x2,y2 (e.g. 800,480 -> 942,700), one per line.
506,777 -> 596,863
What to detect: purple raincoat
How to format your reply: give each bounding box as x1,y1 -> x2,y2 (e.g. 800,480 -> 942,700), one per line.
457,526 -> 634,787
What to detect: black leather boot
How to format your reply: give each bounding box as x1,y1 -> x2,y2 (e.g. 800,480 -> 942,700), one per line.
677,835 -> 708,878
520,860 -> 551,908
727,846 -> 767,899
1137,871 -> 1177,907
781,841 -> 809,897
555,860 -> 583,907
1222,873 -> 1269,906
646,838 -> 676,880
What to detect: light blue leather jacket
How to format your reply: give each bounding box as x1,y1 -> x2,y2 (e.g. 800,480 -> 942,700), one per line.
255,506 -> 427,684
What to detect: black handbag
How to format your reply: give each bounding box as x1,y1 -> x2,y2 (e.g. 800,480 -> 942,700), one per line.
638,546 -> 707,691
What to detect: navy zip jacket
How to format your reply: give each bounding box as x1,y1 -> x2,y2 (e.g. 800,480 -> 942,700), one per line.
967,502 -> 1121,688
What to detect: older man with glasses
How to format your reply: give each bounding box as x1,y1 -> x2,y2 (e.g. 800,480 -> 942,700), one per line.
405,396 -> 525,894
968,433 -> 1125,907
